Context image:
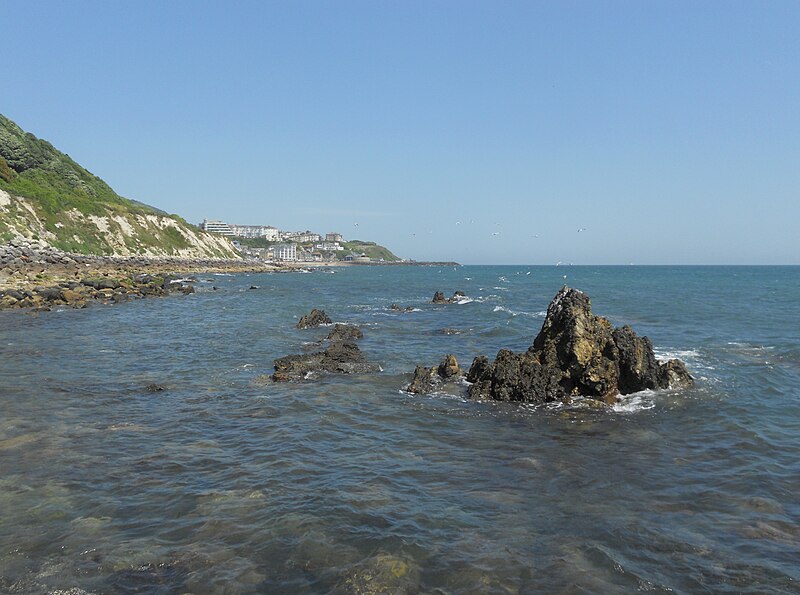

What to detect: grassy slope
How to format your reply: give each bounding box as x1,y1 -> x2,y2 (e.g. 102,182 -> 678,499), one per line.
340,240 -> 400,261
0,114 -> 236,257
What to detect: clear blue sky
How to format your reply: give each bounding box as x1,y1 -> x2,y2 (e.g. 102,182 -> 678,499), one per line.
4,1 -> 799,264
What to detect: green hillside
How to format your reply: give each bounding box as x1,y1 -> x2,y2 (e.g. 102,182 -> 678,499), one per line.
0,114 -> 237,258
341,240 -> 401,261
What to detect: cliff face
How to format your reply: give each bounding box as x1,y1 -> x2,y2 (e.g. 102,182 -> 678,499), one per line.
0,114 -> 238,259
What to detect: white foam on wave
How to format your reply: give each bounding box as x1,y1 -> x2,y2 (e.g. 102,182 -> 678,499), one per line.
454,297 -> 474,304
493,305 -> 546,318
612,390 -> 656,413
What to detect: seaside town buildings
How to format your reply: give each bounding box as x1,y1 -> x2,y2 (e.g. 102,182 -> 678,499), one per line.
201,219 -> 362,262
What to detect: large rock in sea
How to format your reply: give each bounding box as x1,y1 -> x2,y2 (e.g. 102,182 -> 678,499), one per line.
467,287 -> 693,404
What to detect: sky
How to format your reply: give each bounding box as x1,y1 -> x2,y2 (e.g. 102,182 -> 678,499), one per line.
4,1 -> 799,264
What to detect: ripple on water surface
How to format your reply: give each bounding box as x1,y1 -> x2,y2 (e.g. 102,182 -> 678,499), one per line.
1,265 -> 799,593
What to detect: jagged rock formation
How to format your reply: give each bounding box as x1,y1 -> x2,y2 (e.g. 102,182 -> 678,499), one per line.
406,354 -> 464,394
466,287 -> 693,404
296,308 -> 333,329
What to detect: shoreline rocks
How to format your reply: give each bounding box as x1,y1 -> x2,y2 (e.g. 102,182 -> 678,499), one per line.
0,237 -> 292,312
466,286 -> 693,404
0,273 -> 197,311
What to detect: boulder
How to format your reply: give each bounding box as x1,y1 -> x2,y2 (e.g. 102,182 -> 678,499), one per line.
272,341 -> 378,382
406,354 -> 464,394
296,308 -> 333,329
326,324 -> 364,342
467,287 -> 693,404
431,290 -> 467,304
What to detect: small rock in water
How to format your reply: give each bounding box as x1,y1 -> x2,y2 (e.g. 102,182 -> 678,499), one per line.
326,323 -> 364,342
431,290 -> 468,304
296,308 -> 332,329
406,354 -> 464,394
146,383 -> 166,392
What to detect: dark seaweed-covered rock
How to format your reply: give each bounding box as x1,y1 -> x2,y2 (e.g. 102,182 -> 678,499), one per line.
272,341 -> 378,382
296,308 -> 332,329
390,303 -> 415,312
326,324 -> 364,342
467,287 -> 693,404
432,291 -> 467,304
406,354 -> 464,394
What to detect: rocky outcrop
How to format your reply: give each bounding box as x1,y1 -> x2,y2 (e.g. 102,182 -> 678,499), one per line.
272,341 -> 377,381
296,308 -> 333,329
466,287 -> 693,404
272,341 -> 379,382
273,319 -> 377,382
406,354 -> 464,394
326,324 -> 364,342
432,290 -> 467,304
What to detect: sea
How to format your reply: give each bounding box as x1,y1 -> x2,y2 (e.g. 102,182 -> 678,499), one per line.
1,265 -> 798,593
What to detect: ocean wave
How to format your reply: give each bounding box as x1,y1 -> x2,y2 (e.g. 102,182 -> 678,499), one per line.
612,391 -> 657,413
493,305 -> 546,318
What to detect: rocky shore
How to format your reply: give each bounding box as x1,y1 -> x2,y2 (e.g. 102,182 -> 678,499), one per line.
0,237 -> 289,311
407,287 -> 694,406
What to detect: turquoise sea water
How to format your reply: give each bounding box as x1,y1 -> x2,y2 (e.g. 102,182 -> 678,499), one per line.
1,265 -> 799,593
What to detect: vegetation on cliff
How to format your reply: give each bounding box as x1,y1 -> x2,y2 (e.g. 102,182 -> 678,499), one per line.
0,114 -> 237,258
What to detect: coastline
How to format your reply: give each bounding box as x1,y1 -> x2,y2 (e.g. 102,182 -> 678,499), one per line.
0,238 -> 458,311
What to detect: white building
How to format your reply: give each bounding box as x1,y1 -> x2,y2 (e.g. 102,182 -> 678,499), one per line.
315,242 -> 344,251
281,230 -> 322,243
229,224 -> 280,240
273,243 -> 297,261
326,232 -> 343,242
199,219 -> 234,236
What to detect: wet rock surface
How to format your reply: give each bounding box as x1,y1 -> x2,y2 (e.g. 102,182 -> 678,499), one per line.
0,236 -> 287,312
467,286 -> 693,404
389,303 -> 415,312
325,324 -> 364,342
273,318 -> 377,382
0,272 -> 196,311
431,290 -> 467,304
296,308 -> 333,329
406,354 -> 465,394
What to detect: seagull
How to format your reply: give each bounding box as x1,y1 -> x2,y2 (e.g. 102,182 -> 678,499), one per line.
577,228 -> 586,233
491,232 -> 500,236
456,221 -> 461,225
354,222 -> 359,227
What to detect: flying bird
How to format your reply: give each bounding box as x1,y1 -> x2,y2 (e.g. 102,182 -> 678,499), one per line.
491,232 -> 500,236
577,228 -> 586,233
